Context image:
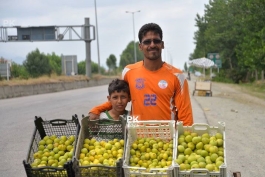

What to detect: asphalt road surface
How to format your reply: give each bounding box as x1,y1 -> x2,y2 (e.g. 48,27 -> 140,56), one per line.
0,85 -> 109,177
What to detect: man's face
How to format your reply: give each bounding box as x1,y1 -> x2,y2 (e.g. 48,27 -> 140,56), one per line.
108,91 -> 130,112
139,31 -> 164,61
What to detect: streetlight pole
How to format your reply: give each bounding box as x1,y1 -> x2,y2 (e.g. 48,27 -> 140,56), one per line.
126,10 -> 140,63
94,0 -> 101,74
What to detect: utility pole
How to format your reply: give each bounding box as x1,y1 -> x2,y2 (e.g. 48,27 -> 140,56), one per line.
94,0 -> 101,74
126,10 -> 140,63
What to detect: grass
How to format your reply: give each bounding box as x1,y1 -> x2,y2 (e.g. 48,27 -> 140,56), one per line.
238,80 -> 265,99
0,73 -> 121,86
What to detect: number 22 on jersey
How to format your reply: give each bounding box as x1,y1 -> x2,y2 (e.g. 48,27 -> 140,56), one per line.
144,94 -> 157,106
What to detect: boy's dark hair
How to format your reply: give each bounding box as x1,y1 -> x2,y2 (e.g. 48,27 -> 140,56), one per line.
108,79 -> 130,96
138,23 -> 163,42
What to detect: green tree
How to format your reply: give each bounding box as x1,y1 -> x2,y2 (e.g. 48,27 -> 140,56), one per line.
106,54 -> 117,73
47,52 -> 61,75
191,0 -> 262,83
77,60 -> 106,75
192,14 -> 208,59
206,0 -> 239,70
92,61 -> 105,74
91,61 -> 98,73
119,41 -> 143,68
184,62 -> 188,72
23,48 -> 51,77
233,0 -> 265,80
78,60 -> 86,75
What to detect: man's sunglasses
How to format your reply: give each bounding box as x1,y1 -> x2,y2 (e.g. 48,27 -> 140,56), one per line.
141,39 -> 163,45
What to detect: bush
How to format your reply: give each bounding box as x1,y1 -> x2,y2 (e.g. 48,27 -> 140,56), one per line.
23,48 -> 51,78
211,70 -> 233,83
19,67 -> 30,80
11,63 -> 30,80
11,63 -> 21,78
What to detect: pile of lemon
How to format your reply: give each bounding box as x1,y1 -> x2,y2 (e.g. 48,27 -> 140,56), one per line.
128,137 -> 174,172
31,135 -> 75,168
79,138 -> 124,166
175,131 -> 224,171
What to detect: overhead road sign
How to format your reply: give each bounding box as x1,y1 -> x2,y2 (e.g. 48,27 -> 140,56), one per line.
0,25 -> 95,42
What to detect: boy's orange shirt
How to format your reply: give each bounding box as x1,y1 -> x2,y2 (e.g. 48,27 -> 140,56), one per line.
90,61 -> 193,126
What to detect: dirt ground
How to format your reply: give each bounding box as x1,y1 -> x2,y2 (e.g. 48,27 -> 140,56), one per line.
189,76 -> 265,176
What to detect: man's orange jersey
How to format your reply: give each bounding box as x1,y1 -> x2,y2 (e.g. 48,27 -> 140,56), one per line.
90,61 -> 193,126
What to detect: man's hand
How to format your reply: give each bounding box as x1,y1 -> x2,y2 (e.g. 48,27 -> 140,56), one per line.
88,112 -> 99,120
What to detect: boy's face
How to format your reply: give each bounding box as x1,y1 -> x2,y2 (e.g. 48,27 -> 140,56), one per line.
107,91 -> 130,112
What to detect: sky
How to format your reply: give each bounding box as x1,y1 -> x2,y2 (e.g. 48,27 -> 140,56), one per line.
0,0 -> 209,70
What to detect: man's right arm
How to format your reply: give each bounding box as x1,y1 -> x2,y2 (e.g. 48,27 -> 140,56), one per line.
88,101 -> 112,120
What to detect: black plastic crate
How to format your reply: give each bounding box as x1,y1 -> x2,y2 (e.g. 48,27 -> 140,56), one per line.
73,116 -> 126,177
23,115 -> 80,177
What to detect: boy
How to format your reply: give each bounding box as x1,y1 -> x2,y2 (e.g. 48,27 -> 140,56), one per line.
99,78 -> 131,120
87,79 -> 130,140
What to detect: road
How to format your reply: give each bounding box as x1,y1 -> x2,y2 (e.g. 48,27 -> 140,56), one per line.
188,75 -> 265,176
0,85 -> 109,177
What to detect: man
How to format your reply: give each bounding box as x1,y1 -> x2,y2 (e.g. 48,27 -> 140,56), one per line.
89,23 -> 193,126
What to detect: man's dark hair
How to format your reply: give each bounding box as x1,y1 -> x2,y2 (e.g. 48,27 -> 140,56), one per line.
108,79 -> 130,96
138,23 -> 163,42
